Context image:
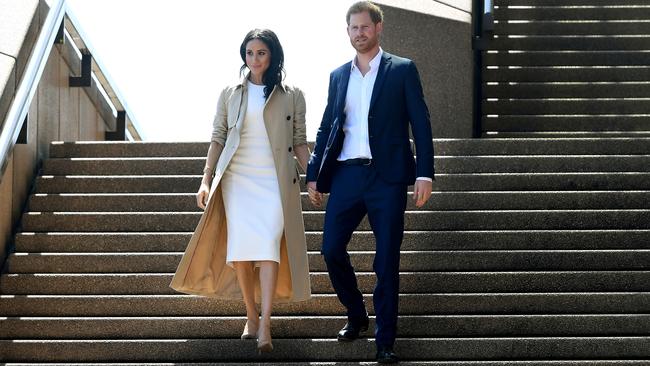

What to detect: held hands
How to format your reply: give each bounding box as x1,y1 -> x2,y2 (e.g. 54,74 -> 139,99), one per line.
196,182 -> 211,210
307,181 -> 323,208
413,179 -> 433,208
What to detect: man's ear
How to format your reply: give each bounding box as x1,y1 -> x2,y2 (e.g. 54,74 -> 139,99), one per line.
376,21 -> 383,34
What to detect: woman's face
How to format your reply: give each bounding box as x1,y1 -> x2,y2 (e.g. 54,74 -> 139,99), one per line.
245,39 -> 271,81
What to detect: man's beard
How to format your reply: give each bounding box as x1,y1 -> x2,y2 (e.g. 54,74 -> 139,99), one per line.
351,37 -> 377,53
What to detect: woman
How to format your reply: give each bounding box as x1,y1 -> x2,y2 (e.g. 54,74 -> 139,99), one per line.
170,29 -> 312,353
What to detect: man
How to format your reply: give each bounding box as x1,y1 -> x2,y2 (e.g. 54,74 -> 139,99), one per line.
306,1 -> 434,363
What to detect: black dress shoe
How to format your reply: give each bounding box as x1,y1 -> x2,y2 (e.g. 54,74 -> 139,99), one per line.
336,316 -> 369,341
376,346 -> 399,364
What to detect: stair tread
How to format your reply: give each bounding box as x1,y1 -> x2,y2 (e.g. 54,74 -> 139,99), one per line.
9,138 -> 650,363
1,337 -> 649,361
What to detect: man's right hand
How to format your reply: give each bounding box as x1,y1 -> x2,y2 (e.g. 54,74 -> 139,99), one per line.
196,183 -> 210,210
307,181 -> 323,207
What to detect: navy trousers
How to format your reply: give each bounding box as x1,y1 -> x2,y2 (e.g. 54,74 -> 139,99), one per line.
321,162 -> 407,348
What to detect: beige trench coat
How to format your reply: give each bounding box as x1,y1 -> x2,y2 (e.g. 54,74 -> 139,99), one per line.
169,80 -> 311,303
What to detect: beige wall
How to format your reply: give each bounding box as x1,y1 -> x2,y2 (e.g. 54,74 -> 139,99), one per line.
0,0 -> 40,128
376,0 -> 474,138
0,29 -> 107,265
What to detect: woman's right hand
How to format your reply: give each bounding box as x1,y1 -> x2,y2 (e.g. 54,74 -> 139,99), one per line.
196,183 -> 211,210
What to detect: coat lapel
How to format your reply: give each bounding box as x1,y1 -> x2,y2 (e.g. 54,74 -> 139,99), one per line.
369,52 -> 391,112
233,84 -> 246,130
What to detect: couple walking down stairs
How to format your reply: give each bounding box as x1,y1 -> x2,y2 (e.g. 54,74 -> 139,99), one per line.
0,137 -> 649,363
3,0 -> 650,363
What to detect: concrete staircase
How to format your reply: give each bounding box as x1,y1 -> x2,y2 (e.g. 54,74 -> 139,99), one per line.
0,138 -> 649,364
482,0 -> 650,136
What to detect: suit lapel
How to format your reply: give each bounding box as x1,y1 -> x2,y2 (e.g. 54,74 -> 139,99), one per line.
335,62 -> 352,118
369,52 -> 391,112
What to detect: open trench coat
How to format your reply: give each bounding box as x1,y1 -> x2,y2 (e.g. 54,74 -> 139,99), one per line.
169,80 -> 311,303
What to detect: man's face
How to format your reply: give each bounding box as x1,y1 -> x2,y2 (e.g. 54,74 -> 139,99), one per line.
347,11 -> 382,54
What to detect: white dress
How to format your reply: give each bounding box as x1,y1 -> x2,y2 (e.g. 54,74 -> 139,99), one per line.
221,82 -> 284,266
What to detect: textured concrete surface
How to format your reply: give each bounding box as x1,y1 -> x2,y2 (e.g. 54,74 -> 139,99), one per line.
496,6 -> 650,21
13,230 -> 650,252
49,141 -> 211,158
48,138 -> 650,157
485,49 -> 650,66
485,2 -> 650,136
2,292 -> 649,317
0,55 -> 16,126
0,362 -> 647,366
0,0 -> 40,76
1,337 -> 649,362
6,138 -> 650,364
7,250 -> 650,273
40,155 -> 650,175
484,67 -> 650,83
0,155 -> 13,266
3,272 -> 650,295
22,191 -> 650,213
0,0 -> 40,157
2,314 -> 649,338
19,210 -> 650,232
32,172 -> 650,193
375,1 -> 473,138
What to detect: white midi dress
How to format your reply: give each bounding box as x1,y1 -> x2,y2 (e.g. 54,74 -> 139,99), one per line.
221,81 -> 284,266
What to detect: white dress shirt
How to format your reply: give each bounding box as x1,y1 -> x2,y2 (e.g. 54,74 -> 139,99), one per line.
337,49 -> 382,161
338,48 -> 431,182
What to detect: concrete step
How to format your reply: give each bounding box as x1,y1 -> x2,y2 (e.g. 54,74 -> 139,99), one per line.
26,191 -> 650,212
33,173 -> 650,192
431,173 -> 650,190
2,314 -> 649,339
482,67 -> 650,82
3,363 -> 650,366
42,158 -> 205,175
2,293 -> 648,316
482,116 -> 650,134
1,337 -> 649,362
49,141 -> 209,158
458,152 -> 650,174
494,7 -> 650,21
49,138 -> 650,157
41,155 -> 650,175
483,99 -> 650,116
14,230 -> 650,252
2,272 -> 649,295
482,132 -> 650,138
483,50 -> 650,66
495,0 -> 649,5
34,175 -> 201,193
7,250 -> 650,273
488,37 -> 650,51
483,83 -> 650,99
19,210 -> 650,232
434,138 -> 650,155
494,21 -> 650,36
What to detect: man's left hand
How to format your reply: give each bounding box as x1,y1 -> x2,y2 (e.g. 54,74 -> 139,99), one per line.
413,179 -> 432,208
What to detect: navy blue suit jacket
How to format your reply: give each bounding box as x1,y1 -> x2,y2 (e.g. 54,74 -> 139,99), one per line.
306,51 -> 434,193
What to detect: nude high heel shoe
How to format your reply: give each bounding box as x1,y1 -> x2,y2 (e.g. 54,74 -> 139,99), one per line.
256,320 -> 273,353
241,320 -> 258,340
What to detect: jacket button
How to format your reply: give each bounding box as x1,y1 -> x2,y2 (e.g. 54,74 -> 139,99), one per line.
286,115 -> 291,120
293,178 -> 297,184
288,147 -> 292,152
